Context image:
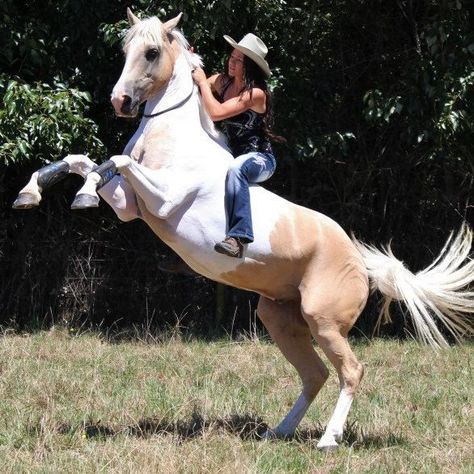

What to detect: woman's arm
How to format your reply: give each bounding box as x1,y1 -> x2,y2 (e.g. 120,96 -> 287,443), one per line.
192,68 -> 265,121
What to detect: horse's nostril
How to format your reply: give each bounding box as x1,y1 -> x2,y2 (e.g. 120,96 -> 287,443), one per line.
121,95 -> 132,114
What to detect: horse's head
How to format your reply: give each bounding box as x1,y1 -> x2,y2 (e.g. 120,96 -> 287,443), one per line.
111,9 -> 184,117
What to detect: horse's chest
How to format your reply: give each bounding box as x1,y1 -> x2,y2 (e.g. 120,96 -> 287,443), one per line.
139,123 -> 179,169
126,124 -> 177,169
129,134 -> 145,163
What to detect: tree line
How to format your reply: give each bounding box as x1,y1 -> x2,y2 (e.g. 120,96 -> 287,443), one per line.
0,0 -> 472,336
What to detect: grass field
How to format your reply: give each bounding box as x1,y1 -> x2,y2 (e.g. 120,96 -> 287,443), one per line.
0,327 -> 472,473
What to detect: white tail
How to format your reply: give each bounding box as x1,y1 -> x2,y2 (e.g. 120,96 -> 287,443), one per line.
354,225 -> 474,348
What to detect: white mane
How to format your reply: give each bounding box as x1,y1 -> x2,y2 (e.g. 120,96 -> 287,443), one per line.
123,17 -> 226,146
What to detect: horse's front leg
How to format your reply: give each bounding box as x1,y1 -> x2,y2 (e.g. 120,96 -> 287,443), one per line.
74,155 -> 198,219
63,157 -> 137,222
12,154 -> 97,209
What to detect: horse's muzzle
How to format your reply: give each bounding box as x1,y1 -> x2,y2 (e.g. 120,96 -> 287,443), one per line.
111,93 -> 138,117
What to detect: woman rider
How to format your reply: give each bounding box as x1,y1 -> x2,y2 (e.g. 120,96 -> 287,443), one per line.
192,33 -> 281,258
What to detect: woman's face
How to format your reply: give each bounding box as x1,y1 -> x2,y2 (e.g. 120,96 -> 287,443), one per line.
228,49 -> 245,79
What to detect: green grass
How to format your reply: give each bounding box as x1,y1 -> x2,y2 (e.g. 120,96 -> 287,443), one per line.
0,328 -> 472,473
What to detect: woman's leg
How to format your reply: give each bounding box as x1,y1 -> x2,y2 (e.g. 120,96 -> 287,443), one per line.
215,152 -> 275,258
224,152 -> 276,243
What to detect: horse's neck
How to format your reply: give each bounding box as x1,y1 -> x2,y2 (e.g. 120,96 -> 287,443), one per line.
144,53 -> 194,116
143,53 -> 225,146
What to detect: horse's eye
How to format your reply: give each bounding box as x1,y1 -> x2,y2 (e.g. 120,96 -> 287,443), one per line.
145,48 -> 159,62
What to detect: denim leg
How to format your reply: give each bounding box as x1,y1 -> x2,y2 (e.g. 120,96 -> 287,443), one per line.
225,152 -> 276,243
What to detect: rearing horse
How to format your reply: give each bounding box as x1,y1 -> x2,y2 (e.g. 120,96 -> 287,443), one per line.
13,10 -> 474,450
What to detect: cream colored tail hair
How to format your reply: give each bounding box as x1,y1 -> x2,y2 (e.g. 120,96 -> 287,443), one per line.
354,225 -> 474,348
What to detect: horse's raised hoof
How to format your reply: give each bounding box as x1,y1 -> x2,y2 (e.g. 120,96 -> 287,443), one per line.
71,194 -> 99,209
12,193 -> 40,209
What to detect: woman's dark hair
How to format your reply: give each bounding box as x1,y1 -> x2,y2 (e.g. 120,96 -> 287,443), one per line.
239,55 -> 286,143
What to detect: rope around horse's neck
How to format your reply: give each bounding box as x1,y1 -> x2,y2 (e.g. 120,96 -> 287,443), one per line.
143,80 -> 195,119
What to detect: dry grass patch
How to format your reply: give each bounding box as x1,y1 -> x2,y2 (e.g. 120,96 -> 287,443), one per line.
0,328 -> 472,473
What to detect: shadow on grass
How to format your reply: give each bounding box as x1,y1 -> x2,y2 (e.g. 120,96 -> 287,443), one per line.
56,412 -> 406,449
296,421 -> 407,449
57,412 -> 268,443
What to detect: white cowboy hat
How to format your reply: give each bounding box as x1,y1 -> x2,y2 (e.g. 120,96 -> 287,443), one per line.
223,33 -> 271,77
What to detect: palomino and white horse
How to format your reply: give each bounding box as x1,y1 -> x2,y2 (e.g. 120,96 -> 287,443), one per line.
13,10 -> 474,449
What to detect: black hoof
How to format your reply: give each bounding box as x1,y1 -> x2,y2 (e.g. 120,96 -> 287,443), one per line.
71,194 -> 99,209
12,193 -> 40,209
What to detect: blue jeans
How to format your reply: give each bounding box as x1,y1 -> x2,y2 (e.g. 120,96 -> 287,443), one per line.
225,152 -> 276,243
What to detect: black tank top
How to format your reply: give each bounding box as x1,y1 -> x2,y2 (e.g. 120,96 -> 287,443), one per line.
217,78 -> 273,157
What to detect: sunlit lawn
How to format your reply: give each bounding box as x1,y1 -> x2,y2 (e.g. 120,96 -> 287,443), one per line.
0,328 -> 472,473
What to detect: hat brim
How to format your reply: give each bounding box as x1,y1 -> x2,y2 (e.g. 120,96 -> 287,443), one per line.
223,35 -> 271,77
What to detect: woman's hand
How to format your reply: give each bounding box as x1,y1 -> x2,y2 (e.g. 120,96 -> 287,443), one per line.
192,67 -> 207,87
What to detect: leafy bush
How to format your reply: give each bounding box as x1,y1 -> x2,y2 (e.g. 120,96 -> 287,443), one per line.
0,76 -> 105,165
0,1 -> 472,333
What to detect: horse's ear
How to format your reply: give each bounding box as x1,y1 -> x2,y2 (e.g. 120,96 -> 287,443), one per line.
163,12 -> 183,33
127,8 -> 141,26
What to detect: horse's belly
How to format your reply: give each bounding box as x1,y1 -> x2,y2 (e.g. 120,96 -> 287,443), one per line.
142,184 -> 354,301
169,191 -> 314,297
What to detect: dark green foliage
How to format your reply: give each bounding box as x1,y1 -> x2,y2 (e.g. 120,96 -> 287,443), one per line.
0,1 -> 472,335
0,78 -> 104,164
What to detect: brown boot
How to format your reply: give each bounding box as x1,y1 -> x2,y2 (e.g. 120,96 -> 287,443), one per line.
214,237 -> 244,258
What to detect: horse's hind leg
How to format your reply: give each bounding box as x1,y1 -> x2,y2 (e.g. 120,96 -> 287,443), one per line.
257,297 -> 329,438
13,154 -> 98,209
314,329 -> 363,449
300,289 -> 366,450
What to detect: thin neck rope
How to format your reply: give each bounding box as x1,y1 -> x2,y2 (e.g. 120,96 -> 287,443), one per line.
143,78 -> 195,119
